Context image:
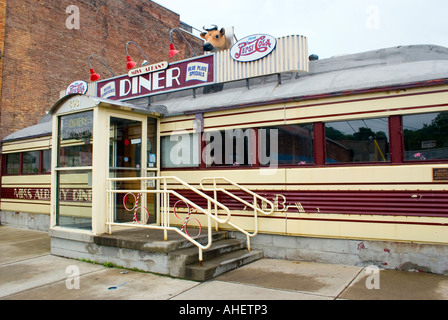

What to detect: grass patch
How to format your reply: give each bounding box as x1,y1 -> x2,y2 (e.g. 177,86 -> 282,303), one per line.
79,258 -> 151,274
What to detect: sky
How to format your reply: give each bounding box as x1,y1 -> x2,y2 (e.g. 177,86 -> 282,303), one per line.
154,0 -> 448,59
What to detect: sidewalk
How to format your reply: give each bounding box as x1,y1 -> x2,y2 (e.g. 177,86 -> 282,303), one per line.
1,225 -> 447,301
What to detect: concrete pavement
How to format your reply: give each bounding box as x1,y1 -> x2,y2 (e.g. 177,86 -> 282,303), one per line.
1,225 -> 448,301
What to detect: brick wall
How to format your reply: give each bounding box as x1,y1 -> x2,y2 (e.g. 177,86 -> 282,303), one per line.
0,0 -> 203,139
0,0 -> 6,131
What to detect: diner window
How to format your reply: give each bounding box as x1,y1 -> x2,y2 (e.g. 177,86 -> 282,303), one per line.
325,118 -> 390,163
22,151 -> 40,174
58,111 -> 93,167
4,153 -> 20,175
260,124 -> 314,166
161,133 -> 200,168
204,129 -> 255,167
403,112 -> 448,161
42,149 -> 51,173
147,117 -> 158,168
3,150 -> 51,175
59,145 -> 93,167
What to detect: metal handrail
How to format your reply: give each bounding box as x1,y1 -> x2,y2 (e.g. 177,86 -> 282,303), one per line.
106,176 -> 232,263
200,177 -> 275,250
106,176 -> 275,261
200,177 -> 275,216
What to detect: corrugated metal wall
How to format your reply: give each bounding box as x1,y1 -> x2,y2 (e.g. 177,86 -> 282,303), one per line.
215,35 -> 309,83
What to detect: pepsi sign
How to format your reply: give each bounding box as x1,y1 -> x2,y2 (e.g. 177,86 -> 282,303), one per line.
230,34 -> 277,62
66,81 -> 88,95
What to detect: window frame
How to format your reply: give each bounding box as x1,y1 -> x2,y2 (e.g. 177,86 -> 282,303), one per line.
402,111 -> 448,164
2,149 -> 52,176
3,153 -> 21,176
205,129 -> 257,169
258,124 -> 315,168
22,150 -> 42,175
160,132 -> 201,169
131,112 -> 448,172
323,117 -> 392,166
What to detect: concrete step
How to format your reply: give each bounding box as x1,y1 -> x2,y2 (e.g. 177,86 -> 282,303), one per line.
64,228 -> 263,281
94,228 -> 228,254
169,239 -> 247,266
184,249 -> 264,282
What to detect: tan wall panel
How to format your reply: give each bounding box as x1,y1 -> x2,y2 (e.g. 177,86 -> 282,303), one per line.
2,137 -> 51,153
2,175 -> 51,187
1,200 -> 50,215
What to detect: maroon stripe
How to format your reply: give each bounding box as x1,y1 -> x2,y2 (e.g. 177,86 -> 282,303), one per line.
169,189 -> 448,218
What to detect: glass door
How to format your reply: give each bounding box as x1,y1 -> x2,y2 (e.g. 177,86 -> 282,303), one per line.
55,110 -> 94,231
109,117 -> 156,225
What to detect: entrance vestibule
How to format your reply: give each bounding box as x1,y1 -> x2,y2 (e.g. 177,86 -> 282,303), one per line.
49,94 -> 160,235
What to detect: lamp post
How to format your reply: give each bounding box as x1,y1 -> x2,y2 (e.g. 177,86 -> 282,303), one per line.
126,41 -> 150,70
88,54 -> 115,82
169,28 -> 197,59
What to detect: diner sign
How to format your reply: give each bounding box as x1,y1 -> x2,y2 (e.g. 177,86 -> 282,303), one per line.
97,55 -> 215,101
230,34 -> 277,62
128,61 -> 169,77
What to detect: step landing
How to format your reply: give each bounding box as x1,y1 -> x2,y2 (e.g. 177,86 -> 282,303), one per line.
50,228 -> 262,281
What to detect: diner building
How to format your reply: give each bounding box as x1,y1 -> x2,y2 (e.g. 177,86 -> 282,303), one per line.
1,33 -> 448,279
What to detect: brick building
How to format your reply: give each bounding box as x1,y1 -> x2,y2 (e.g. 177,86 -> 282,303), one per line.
0,0 -> 203,140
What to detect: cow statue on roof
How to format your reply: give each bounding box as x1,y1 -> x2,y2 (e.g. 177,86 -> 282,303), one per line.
200,25 -> 234,52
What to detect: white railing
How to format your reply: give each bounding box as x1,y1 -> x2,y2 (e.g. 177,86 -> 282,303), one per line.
106,176 -> 232,263
200,177 -> 275,251
106,176 -> 274,262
